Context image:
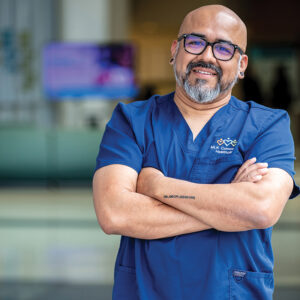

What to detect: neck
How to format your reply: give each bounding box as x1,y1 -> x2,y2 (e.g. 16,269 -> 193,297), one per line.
173,86 -> 232,141
174,86 -> 231,117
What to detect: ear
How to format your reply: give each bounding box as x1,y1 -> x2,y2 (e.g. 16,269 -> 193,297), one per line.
238,54 -> 248,79
170,40 -> 178,60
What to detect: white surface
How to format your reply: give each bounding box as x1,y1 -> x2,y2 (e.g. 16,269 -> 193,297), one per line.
0,188 -> 119,284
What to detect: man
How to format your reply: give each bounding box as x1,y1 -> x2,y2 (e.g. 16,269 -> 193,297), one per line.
93,5 -> 299,299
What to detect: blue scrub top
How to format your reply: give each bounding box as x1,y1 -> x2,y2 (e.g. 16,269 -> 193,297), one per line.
95,92 -> 300,300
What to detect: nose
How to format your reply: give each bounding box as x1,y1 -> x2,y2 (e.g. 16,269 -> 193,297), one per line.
197,44 -> 216,62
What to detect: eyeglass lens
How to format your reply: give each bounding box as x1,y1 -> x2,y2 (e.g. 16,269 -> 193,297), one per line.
185,35 -> 235,60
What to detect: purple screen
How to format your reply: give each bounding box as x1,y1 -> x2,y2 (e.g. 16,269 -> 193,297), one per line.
43,43 -> 138,99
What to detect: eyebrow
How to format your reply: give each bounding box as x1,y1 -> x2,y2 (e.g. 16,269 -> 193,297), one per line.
189,32 -> 233,44
216,38 -> 234,44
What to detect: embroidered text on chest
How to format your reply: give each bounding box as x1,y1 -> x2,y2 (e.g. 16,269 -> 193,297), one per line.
210,138 -> 238,155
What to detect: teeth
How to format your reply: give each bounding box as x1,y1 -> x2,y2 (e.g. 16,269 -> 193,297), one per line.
195,70 -> 213,75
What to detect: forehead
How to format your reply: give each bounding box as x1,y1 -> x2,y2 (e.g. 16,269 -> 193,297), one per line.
180,11 -> 244,45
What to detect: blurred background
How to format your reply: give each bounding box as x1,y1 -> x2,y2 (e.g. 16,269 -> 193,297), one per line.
0,0 -> 299,299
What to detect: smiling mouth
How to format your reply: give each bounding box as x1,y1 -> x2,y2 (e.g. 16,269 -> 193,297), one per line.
192,68 -> 217,76
186,61 -> 222,79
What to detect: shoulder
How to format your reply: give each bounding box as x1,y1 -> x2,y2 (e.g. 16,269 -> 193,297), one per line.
113,92 -> 174,123
229,96 -> 290,128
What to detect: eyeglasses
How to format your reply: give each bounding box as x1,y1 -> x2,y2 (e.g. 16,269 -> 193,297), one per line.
177,33 -> 244,61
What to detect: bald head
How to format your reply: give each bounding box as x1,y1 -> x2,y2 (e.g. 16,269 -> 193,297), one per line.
179,5 -> 247,51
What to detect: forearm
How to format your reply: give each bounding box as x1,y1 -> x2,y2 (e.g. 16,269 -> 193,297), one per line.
137,165 -> 292,232
152,176 -> 265,231
93,167 -> 211,240
98,190 -> 210,239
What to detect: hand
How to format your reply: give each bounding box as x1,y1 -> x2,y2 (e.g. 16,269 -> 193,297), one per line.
137,167 -> 164,198
232,157 -> 268,183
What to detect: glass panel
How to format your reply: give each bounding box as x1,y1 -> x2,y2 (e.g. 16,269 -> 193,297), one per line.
214,43 -> 234,59
185,35 -> 206,52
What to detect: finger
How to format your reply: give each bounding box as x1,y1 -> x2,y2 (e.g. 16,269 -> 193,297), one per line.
257,167 -> 269,176
254,162 -> 268,169
237,162 -> 268,180
245,167 -> 269,182
235,157 -> 256,178
233,165 -> 269,183
242,162 -> 268,174
252,175 -> 263,182
252,168 -> 269,182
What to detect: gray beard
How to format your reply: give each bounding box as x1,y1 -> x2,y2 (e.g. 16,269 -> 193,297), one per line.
174,62 -> 240,104
183,77 -> 221,104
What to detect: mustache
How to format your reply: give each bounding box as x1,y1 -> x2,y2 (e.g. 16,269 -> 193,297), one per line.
186,61 -> 222,78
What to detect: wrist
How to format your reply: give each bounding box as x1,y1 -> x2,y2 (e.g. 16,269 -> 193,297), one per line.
152,173 -> 166,200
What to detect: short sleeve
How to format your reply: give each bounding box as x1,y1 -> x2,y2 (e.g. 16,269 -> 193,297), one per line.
245,110 -> 299,199
95,103 -> 143,173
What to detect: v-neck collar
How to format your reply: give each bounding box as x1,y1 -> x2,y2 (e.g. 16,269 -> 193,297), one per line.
169,93 -> 232,152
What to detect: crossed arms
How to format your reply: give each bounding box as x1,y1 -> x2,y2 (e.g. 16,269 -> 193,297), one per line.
93,158 -> 293,239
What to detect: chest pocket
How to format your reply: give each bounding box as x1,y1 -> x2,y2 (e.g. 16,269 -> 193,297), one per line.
189,153 -> 243,184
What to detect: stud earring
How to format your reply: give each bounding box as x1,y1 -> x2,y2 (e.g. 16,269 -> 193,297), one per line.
169,58 -> 174,64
